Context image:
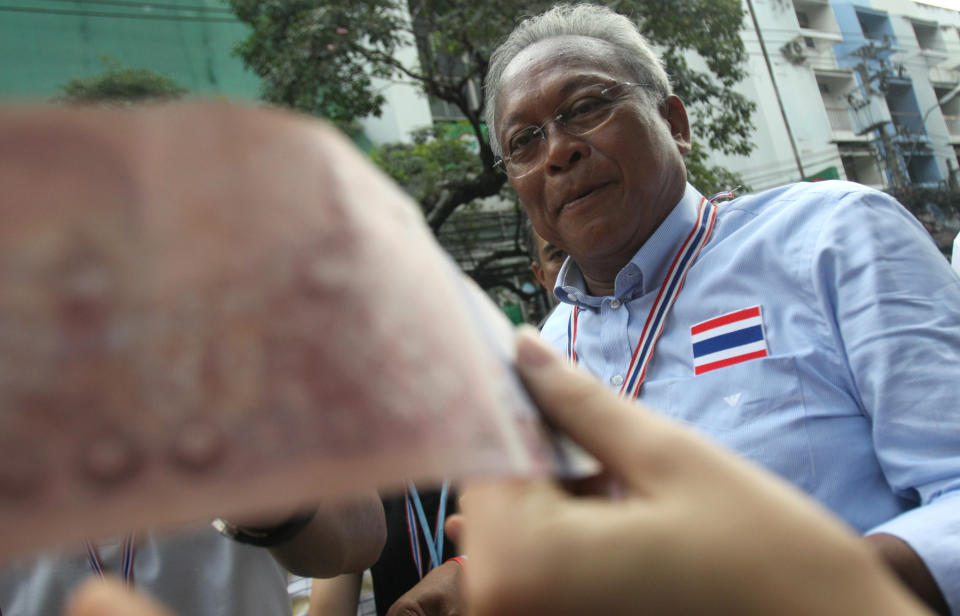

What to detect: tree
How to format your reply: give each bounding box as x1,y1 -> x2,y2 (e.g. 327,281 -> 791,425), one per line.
229,0 -> 754,313
229,0 -> 753,225
886,185 -> 960,256
57,57 -> 187,105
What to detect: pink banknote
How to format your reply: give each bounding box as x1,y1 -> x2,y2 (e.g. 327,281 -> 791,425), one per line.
0,103 -> 590,562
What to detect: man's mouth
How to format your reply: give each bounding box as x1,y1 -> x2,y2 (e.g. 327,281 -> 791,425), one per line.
560,182 -> 611,212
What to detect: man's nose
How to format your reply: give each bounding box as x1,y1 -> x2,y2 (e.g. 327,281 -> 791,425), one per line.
543,124 -> 589,174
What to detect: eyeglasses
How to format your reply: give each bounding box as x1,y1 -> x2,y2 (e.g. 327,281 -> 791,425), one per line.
495,82 -> 648,179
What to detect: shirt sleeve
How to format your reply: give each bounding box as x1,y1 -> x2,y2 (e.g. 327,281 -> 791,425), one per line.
811,186 -> 960,612
952,231 -> 959,276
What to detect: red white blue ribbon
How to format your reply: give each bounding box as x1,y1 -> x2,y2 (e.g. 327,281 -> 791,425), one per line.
709,185 -> 741,203
567,196 -> 719,400
566,306 -> 580,362
84,532 -> 137,587
404,480 -> 450,579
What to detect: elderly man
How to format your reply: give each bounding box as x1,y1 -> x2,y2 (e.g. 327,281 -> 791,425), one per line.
485,4 -> 960,614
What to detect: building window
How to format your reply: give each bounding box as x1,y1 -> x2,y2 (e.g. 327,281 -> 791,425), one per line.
838,142 -> 883,187
856,9 -> 895,45
912,20 -> 944,53
906,153 -> 941,185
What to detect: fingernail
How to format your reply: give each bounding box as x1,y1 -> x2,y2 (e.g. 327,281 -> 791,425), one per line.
515,325 -> 556,368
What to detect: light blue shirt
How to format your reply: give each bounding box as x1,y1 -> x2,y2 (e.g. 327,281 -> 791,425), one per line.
953,230 -> 959,275
542,181 -> 960,611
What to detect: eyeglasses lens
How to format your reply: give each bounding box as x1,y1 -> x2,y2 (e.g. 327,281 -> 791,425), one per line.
504,84 -> 633,178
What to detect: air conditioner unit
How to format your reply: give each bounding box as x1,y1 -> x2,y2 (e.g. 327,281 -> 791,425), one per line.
781,37 -> 807,64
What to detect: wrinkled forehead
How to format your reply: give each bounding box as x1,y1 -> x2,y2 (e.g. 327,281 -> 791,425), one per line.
496,36 -> 631,127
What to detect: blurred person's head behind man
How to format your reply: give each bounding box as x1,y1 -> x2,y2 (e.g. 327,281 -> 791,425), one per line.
524,218 -> 566,295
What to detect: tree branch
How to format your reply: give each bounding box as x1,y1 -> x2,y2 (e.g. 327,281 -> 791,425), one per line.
426,171 -> 505,232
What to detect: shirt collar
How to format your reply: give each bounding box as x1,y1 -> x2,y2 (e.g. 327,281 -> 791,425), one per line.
553,183 -> 705,308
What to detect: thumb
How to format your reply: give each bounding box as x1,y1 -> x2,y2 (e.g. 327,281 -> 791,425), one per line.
444,513 -> 464,545
515,326 -> 693,493
65,578 -> 176,616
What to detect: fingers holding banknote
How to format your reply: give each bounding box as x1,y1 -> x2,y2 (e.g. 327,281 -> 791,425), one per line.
65,579 -> 174,616
458,326 -> 931,616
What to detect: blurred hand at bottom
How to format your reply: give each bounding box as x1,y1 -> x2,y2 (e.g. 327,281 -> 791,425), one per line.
457,327 -> 932,616
385,560 -> 467,616
65,579 -> 174,616
60,327 -> 932,616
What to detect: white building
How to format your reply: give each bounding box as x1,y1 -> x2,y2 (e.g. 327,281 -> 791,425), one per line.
726,0 -> 960,190
362,0 -> 960,192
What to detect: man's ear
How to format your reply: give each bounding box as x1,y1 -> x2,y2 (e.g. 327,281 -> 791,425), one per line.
662,95 -> 691,155
531,262 -> 547,289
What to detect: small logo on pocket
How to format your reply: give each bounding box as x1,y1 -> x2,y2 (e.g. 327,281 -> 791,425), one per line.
691,306 -> 768,375
723,393 -> 743,407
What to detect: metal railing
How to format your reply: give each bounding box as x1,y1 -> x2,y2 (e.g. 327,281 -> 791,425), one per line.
942,114 -> 960,136
825,106 -> 853,132
890,110 -> 925,136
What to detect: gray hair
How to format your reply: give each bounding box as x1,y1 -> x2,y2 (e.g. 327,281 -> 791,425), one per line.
483,3 -> 672,157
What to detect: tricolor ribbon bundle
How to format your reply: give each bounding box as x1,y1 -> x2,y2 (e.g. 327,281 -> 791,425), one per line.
567,196 -> 720,399
84,532 -> 137,587
404,480 -> 450,579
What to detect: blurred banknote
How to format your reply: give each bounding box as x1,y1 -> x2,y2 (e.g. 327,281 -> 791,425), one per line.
0,103 -> 592,561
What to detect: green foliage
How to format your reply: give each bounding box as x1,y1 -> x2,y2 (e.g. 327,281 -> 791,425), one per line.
886,186 -> 960,254
370,125 -> 482,207
228,0 -> 755,206
627,0 -> 755,157
887,185 -> 960,216
685,142 -> 752,195
229,0 -> 755,293
56,57 -> 187,105
229,0 -> 407,124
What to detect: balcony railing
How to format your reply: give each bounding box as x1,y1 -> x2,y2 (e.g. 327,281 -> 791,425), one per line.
825,106 -> 853,132
943,114 -> 960,136
807,51 -> 840,72
890,110 -> 926,136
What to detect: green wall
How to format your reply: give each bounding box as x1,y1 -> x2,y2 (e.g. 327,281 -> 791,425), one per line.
0,0 -> 260,101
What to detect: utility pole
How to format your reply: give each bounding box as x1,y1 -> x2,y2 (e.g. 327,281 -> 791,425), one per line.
850,42 -> 908,189
744,0 -> 805,179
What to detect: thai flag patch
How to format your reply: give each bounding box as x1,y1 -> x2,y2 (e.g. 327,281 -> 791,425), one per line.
691,306 -> 768,375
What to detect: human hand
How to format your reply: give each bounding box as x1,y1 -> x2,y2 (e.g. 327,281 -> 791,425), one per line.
458,327 -> 932,616
385,560 -> 467,616
64,578 -> 173,616
308,572 -> 362,616
215,493 -> 386,579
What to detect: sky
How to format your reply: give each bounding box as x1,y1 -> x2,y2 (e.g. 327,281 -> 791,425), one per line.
919,0 -> 960,9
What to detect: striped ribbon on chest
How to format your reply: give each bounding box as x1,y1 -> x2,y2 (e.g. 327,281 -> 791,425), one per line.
84,532 -> 137,587
567,197 -> 719,399
404,480 -> 450,580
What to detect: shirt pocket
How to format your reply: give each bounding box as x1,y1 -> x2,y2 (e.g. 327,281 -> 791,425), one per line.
654,356 -> 816,490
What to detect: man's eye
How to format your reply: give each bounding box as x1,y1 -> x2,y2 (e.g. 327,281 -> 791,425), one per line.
567,97 -> 607,119
509,129 -> 539,154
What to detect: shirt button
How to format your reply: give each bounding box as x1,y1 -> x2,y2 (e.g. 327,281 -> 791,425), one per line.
609,299 -> 622,309
611,374 -> 624,386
